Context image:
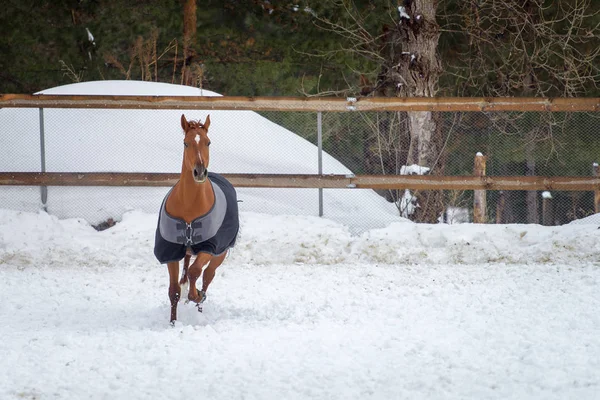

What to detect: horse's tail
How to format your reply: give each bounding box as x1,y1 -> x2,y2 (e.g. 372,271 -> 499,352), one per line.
179,266 -> 188,286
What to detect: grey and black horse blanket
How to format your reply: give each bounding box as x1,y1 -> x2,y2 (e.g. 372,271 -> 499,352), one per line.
154,172 -> 239,264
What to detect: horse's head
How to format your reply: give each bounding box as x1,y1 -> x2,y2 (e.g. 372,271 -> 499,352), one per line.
180,114 -> 211,183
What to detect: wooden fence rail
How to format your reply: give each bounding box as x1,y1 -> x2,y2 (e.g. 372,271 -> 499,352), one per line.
1,94 -> 599,112
1,172 -> 600,191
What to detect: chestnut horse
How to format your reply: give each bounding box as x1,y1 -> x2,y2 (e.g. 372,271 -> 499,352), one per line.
154,114 -> 239,323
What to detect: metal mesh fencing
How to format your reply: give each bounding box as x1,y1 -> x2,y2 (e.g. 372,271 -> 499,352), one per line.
259,110 -> 600,226
1,106 -> 599,232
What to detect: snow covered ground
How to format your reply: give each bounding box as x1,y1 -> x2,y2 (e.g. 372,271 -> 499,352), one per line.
0,208 -> 599,400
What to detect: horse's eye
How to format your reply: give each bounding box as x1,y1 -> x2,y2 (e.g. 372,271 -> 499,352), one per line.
184,142 -> 189,148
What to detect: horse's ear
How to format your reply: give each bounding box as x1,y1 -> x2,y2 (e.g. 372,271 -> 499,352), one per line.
181,114 -> 189,132
204,114 -> 211,131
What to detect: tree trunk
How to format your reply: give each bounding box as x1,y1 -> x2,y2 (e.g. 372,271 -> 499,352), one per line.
381,0 -> 442,222
496,191 -> 506,223
407,111 -> 438,167
523,72 -> 538,224
181,0 -> 199,86
390,1 -> 441,164
473,153 -> 487,223
525,137 -> 539,223
541,192 -> 553,226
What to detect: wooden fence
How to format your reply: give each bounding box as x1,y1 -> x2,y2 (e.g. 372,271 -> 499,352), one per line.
1,172 -> 600,192
1,94 -> 599,112
1,95 -> 600,222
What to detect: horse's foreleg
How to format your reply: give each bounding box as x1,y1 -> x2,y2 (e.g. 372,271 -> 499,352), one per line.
167,261 -> 181,323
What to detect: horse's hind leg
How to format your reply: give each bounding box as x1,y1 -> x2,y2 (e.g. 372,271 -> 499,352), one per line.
167,261 -> 181,323
187,253 -> 212,304
201,252 -> 227,294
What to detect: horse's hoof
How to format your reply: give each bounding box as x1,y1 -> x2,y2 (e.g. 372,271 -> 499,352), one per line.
186,289 -> 206,304
197,289 -> 206,304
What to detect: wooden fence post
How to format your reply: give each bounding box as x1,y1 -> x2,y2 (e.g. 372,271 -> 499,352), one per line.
541,191 -> 553,226
593,162 -> 600,213
473,152 -> 487,223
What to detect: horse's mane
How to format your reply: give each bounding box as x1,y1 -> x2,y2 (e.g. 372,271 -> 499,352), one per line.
187,120 -> 205,129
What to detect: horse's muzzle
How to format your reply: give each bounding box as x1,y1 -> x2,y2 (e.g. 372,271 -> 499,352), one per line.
193,165 -> 208,183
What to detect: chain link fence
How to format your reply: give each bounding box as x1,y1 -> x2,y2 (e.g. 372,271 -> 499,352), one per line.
263,110 -> 600,225
1,104 -> 599,232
